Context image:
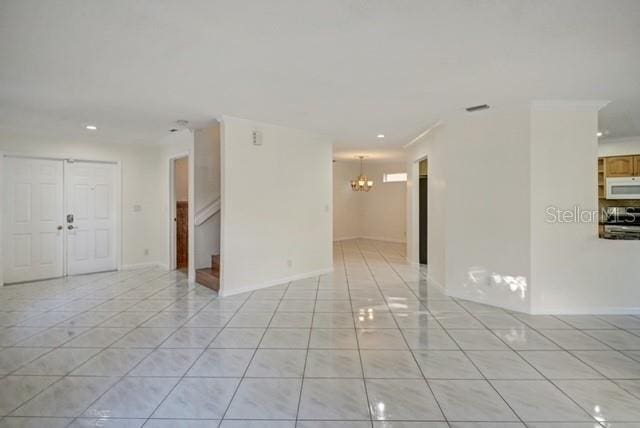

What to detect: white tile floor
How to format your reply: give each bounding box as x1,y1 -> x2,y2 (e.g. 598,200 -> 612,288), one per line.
1,238 -> 640,427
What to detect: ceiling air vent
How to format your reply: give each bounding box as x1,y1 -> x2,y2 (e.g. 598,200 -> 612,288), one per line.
466,104 -> 490,112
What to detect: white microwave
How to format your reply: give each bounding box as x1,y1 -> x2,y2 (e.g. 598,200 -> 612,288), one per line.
606,177 -> 640,199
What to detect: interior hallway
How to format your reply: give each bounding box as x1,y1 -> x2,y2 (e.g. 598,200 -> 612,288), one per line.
0,239 -> 639,426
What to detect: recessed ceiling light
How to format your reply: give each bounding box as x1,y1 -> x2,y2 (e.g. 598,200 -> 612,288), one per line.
597,131 -> 603,137
377,134 -> 385,138
85,125 -> 97,130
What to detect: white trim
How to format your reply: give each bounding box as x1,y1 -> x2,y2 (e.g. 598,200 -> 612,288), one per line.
219,119 -> 227,294
359,235 -> 406,244
167,149 -> 195,282
155,263 -> 170,271
114,162 -> 123,271
0,152 -> 4,286
194,197 -> 221,226
121,262 -> 164,271
187,141 -> 196,283
529,306 -> 640,315
531,100 -> 610,110
333,236 -> 406,244
168,152 -> 189,272
403,120 -> 443,149
445,289 -> 527,314
219,267 -> 334,297
333,236 -> 361,242
407,154 -> 427,265
425,273 -> 444,290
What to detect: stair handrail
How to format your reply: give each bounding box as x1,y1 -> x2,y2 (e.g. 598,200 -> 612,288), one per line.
194,196 -> 221,226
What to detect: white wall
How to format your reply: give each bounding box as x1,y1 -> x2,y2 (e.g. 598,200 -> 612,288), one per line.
598,137 -> 640,157
406,127 -> 447,289
361,162 -> 407,243
333,161 -> 362,240
406,102 -> 640,314
333,160 -> 407,243
160,130 -> 194,276
530,102 -> 640,314
444,106 -> 532,313
194,126 -> 221,270
174,157 -> 188,201
0,131 -> 167,272
220,116 -> 333,296
406,106 -> 532,313
194,126 -> 221,213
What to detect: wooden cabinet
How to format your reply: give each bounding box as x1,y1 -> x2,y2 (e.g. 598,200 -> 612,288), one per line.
598,158 -> 605,199
606,156 -> 635,177
604,155 -> 640,178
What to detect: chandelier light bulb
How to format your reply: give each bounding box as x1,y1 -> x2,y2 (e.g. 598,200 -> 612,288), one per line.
351,156 -> 374,192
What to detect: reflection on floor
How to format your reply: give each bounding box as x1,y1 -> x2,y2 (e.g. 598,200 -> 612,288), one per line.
1,238 -> 640,427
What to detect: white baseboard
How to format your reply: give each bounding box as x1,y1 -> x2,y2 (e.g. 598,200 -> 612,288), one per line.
445,289 -> 529,314
529,306 -> 640,315
333,236 -> 360,242
121,262 -> 164,271
219,267 -> 334,297
360,235 -> 406,244
333,236 -> 406,244
446,288 -> 640,315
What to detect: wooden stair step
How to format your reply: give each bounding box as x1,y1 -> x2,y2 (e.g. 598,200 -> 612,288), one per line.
196,268 -> 219,291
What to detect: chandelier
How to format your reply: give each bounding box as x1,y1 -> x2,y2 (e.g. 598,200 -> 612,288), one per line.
351,156 -> 373,192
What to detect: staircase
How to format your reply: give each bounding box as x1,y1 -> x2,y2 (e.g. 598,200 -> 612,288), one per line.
196,254 -> 220,291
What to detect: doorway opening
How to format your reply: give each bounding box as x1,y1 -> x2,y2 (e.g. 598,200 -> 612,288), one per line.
419,159 -> 428,264
172,156 -> 189,273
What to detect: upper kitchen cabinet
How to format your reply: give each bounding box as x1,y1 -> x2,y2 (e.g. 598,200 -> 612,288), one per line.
605,156 -> 635,177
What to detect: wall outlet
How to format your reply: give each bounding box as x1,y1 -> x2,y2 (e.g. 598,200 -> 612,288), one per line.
144,249 -> 149,256
287,259 -> 293,268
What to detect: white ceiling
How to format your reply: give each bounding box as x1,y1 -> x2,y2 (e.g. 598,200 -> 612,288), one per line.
1,1 -> 639,157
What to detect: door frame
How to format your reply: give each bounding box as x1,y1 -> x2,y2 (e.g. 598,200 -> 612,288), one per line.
418,160 -> 428,265
408,154 -> 428,265
168,151 -> 194,281
0,153 -> 123,285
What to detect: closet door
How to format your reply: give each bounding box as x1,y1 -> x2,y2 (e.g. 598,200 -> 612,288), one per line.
2,157 -> 64,283
66,161 -> 117,275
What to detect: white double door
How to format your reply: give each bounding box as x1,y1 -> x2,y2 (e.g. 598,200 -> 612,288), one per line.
3,157 -> 117,283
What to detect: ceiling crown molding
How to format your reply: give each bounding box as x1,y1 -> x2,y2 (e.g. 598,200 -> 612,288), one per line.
531,100 -> 611,110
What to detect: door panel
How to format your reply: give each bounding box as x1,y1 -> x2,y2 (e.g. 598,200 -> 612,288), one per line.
66,161 -> 116,275
176,201 -> 188,269
12,234 -> 32,267
606,156 -> 634,177
2,157 -> 64,283
40,232 -> 58,264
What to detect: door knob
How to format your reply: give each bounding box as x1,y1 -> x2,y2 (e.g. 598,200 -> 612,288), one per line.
67,225 -> 74,230
57,225 -> 63,230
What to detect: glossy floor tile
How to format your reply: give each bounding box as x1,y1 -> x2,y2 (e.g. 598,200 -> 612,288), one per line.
0,239 -> 639,427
